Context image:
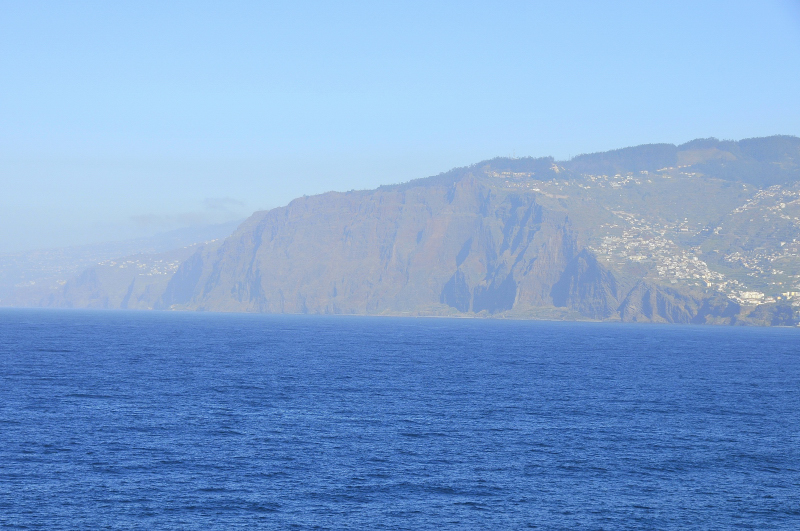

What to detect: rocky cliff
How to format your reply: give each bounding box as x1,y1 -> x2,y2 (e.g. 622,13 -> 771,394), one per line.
146,175 -> 745,323
20,135 -> 800,325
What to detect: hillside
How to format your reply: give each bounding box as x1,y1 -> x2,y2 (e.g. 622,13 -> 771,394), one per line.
0,221 -> 241,305
15,136 -> 800,325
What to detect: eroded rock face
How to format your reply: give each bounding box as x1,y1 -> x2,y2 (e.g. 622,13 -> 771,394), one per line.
156,176 -> 567,315
743,302 -> 799,326
34,172 -> 751,324
550,250 -> 619,319
147,174 -> 637,320
617,281 -> 701,323
10,136 -> 800,325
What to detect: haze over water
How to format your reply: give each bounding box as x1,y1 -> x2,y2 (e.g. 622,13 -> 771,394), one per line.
2,310 -> 798,529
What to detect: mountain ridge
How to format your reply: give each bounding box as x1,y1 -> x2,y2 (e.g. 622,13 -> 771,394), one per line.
11,135 -> 800,326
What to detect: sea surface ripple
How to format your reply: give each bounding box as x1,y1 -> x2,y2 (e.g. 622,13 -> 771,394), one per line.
1,310 -> 799,529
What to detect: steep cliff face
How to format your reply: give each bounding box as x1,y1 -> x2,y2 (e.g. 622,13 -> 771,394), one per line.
29,135 -> 799,324
35,245 -> 202,310
157,176 -> 592,316
30,171 -> 751,324
618,281 -> 703,324
550,250 -> 619,319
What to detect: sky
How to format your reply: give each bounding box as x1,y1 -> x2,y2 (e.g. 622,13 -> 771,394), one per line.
1,1 -> 800,253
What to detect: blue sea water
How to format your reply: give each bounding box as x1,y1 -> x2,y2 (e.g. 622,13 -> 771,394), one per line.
0,310 -> 799,530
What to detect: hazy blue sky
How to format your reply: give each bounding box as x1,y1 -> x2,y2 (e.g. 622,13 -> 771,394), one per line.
2,1 -> 799,252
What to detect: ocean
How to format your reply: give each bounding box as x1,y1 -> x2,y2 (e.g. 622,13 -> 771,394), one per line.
1,309 -> 798,529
